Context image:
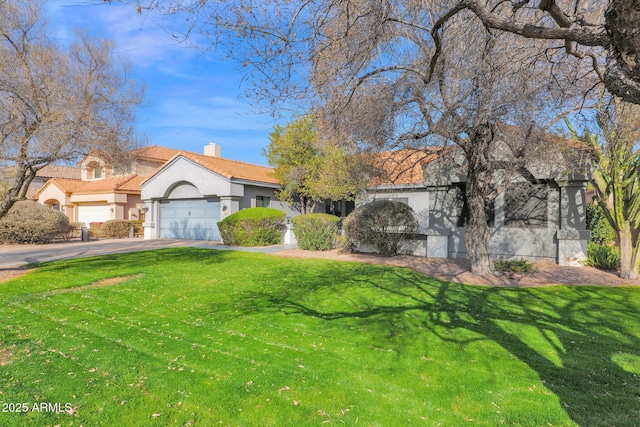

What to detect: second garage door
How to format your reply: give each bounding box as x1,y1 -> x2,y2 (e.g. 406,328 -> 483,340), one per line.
78,205 -> 111,227
159,199 -> 221,241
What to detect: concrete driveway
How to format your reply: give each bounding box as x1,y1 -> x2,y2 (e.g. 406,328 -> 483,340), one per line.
0,238 -> 200,268
0,238 -> 296,268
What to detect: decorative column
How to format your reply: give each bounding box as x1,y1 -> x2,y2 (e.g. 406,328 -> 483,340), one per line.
557,182 -> 590,266
143,200 -> 158,239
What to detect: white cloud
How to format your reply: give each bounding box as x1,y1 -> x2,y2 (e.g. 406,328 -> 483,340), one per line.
51,2 -> 195,68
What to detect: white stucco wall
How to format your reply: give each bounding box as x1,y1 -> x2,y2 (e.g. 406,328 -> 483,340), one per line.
141,157 -> 237,200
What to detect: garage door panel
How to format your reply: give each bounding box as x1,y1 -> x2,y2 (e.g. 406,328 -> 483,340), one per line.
160,199 -> 221,241
78,205 -> 111,227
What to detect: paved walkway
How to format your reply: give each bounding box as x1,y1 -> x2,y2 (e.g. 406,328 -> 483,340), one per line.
0,238 -> 297,268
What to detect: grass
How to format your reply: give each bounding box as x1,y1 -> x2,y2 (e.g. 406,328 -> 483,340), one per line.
0,248 -> 639,426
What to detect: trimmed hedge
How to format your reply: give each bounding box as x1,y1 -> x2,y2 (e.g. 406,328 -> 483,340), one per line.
0,201 -> 71,244
344,200 -> 418,257
292,213 -> 340,251
131,220 -> 144,236
100,220 -> 133,238
217,207 -> 285,246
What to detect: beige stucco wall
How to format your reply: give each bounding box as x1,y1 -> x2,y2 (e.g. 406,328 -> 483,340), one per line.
70,192 -> 130,204
37,184 -> 71,207
67,192 -> 141,222
36,184 -> 76,220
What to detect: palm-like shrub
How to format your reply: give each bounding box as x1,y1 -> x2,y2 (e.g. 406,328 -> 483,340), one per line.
344,200 -> 418,257
585,242 -> 620,271
292,213 -> 340,250
218,207 -> 285,246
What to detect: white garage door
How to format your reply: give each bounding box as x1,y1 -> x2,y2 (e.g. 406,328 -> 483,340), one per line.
159,199 -> 221,241
78,205 -> 111,227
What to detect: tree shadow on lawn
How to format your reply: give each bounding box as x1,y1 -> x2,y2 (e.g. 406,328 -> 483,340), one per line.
240,261 -> 640,427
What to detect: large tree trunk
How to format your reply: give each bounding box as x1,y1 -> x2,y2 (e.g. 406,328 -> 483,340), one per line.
0,165 -> 36,220
618,221 -> 640,280
300,196 -> 316,215
464,125 -> 494,275
605,0 -> 640,104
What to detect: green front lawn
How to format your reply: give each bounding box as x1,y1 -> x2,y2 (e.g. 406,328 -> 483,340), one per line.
1,248 -> 639,426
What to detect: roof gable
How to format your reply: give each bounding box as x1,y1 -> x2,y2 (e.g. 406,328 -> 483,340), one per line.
34,178 -> 86,199
142,151 -> 279,187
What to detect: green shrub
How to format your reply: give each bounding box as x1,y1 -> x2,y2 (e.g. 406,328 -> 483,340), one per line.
494,258 -> 533,273
0,201 -> 70,244
292,213 -> 340,251
335,234 -> 355,254
344,200 -> 418,257
586,202 -> 616,245
100,220 -> 132,238
585,243 -> 619,271
217,207 -> 285,246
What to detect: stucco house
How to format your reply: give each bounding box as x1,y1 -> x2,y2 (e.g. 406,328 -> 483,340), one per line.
364,134 -> 591,266
140,143 -> 318,240
27,131 -> 590,267
35,146 -> 179,226
0,164 -> 81,203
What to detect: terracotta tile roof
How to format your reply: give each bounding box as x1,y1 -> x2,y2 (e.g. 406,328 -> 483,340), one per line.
182,152 -> 279,184
73,175 -> 142,194
117,175 -> 145,192
26,187 -> 39,200
47,178 -> 86,194
34,178 -> 86,199
143,151 -> 279,186
371,148 -> 441,186
131,145 -> 181,162
3,164 -> 81,180
36,164 -> 82,180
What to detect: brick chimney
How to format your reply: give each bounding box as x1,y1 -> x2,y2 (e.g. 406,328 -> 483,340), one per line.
204,142 -> 221,157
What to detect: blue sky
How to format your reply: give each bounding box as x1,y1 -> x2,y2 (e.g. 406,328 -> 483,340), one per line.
47,1 -> 282,166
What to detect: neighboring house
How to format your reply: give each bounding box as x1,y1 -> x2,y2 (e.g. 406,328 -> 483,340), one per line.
364,134 -> 591,266
27,131 -> 591,267
0,164 -> 81,203
140,144 -> 322,240
35,145 -> 180,226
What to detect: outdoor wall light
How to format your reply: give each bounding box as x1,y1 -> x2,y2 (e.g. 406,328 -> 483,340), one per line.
141,207 -> 149,212
221,204 -> 228,211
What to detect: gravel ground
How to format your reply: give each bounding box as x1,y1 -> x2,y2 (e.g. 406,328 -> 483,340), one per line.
274,249 -> 640,287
